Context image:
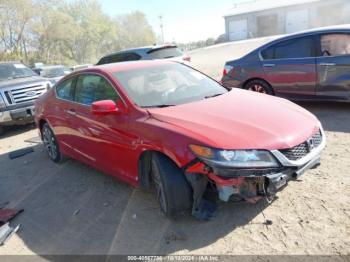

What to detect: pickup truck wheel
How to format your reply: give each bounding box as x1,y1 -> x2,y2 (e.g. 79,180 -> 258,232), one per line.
42,123 -> 62,163
244,79 -> 273,95
151,153 -> 192,219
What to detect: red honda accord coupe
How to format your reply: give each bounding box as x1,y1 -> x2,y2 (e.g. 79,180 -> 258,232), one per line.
35,61 -> 326,220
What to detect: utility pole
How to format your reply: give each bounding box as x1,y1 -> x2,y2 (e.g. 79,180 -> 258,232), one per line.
159,15 -> 164,44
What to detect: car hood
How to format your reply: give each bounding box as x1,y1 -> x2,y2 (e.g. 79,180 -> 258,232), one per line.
0,76 -> 48,89
147,89 -> 321,150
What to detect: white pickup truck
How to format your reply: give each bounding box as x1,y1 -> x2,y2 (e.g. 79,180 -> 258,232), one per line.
0,62 -> 51,135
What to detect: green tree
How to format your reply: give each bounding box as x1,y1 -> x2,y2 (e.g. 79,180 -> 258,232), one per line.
117,11 -> 156,49
0,0 -> 35,60
0,0 -> 156,65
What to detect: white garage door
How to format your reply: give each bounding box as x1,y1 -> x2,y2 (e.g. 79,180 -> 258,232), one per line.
286,10 -> 309,34
228,19 -> 248,41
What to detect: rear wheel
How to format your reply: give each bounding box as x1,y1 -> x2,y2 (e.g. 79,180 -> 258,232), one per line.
42,123 -> 62,163
244,79 -> 273,95
151,153 -> 192,218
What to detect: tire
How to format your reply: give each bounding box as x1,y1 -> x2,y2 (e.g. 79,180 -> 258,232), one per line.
151,153 -> 192,218
42,123 -> 62,163
244,79 -> 273,95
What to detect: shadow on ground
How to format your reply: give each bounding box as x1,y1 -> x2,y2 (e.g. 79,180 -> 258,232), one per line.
0,124 -> 36,140
0,143 -> 269,256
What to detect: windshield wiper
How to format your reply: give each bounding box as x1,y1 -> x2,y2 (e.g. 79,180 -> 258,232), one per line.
142,104 -> 176,108
204,93 -> 225,99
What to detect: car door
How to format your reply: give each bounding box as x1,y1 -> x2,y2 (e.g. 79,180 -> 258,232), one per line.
316,32 -> 350,100
52,76 -> 79,157
260,35 -> 317,98
68,73 -> 132,179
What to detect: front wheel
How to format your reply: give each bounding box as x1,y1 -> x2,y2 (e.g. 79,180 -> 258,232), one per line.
151,153 -> 192,219
42,123 -> 62,163
244,80 -> 273,95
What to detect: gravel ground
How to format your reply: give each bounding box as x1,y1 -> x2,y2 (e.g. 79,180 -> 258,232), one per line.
0,39 -> 349,258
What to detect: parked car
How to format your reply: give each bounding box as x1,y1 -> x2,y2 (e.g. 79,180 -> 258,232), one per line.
34,65 -> 72,85
0,62 -> 51,135
221,25 -> 350,101
97,44 -> 191,65
35,61 -> 325,219
70,64 -> 93,71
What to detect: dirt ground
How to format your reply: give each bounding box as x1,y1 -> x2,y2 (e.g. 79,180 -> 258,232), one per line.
0,40 -> 350,258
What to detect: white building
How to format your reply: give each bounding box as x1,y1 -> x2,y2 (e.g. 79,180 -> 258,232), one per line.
224,0 -> 350,41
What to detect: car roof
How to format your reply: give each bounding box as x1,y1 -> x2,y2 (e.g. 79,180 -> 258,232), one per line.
99,44 -> 178,59
79,60 -> 176,74
264,24 -> 350,46
41,65 -> 67,69
244,24 -> 350,56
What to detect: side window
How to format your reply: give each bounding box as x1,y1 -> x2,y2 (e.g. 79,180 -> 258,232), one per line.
98,53 -> 141,64
97,57 -> 109,65
109,54 -> 126,63
320,33 -> 350,56
75,74 -> 119,105
261,36 -> 314,60
56,77 -> 75,101
110,53 -> 141,62
274,37 -> 314,59
261,46 -> 274,60
124,53 -> 142,61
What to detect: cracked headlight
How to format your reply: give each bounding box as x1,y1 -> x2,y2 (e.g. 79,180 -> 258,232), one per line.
189,145 -> 279,168
0,94 -> 6,109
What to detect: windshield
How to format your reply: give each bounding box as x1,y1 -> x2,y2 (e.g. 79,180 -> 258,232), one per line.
40,67 -> 72,78
112,63 -> 228,108
0,63 -> 36,81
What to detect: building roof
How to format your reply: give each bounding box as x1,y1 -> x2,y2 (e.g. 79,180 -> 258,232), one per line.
224,0 -> 324,17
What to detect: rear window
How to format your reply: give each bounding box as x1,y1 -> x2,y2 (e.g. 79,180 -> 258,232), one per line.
261,36 -> 315,60
148,47 -> 183,59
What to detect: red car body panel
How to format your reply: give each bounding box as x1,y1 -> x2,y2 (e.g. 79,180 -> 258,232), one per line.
35,61 -> 321,188
148,89 -> 320,150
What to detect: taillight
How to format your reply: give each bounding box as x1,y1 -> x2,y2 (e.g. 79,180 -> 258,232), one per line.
223,65 -> 234,77
183,55 -> 191,62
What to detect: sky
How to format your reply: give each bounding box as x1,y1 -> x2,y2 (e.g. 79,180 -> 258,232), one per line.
98,0 -> 249,43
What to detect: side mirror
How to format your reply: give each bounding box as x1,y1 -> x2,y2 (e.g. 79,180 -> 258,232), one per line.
91,100 -> 119,115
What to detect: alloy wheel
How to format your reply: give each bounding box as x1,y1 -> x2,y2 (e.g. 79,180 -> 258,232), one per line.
43,126 -> 58,160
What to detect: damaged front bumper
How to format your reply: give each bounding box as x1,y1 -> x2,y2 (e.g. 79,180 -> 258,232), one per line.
0,104 -> 35,126
184,130 -> 326,218
210,155 -> 321,203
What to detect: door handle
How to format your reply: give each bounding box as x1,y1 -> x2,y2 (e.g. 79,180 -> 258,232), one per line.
319,63 -> 335,66
66,109 -> 76,116
263,64 -> 275,67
